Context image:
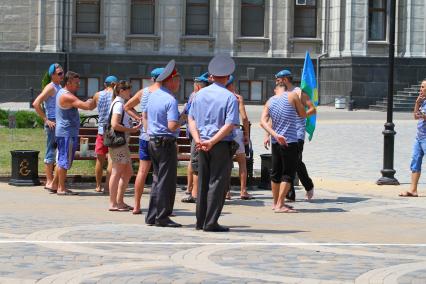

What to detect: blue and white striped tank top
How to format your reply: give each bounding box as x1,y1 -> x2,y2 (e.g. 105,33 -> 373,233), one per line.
55,89 -> 80,138
268,92 -> 298,144
97,90 -> 113,135
139,87 -> 151,141
44,82 -> 61,120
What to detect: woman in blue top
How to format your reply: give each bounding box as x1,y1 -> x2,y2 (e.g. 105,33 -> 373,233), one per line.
33,63 -> 64,192
400,80 -> 426,197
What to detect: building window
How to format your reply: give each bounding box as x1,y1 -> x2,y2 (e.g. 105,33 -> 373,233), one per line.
76,0 -> 101,34
241,0 -> 265,37
186,0 -> 210,35
369,0 -> 386,41
76,77 -> 99,98
131,0 -> 155,34
294,0 -> 317,38
239,80 -> 263,101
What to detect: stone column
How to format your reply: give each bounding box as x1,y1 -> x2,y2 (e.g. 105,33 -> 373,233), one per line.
341,0 -> 368,57
158,0 -> 182,55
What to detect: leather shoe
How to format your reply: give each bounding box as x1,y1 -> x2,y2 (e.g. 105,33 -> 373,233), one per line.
195,225 -> 203,230
203,224 -> 229,232
155,220 -> 182,228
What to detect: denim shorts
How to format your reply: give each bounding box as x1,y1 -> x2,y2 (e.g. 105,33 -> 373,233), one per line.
410,138 -> 426,172
56,136 -> 78,170
44,124 -> 56,164
139,139 -> 151,161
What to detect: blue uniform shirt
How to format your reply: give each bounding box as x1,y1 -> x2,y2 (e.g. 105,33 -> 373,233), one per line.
145,86 -> 179,137
189,82 -> 239,141
417,100 -> 426,140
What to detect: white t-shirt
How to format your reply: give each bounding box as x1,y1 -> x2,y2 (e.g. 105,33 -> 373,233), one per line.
110,96 -> 131,128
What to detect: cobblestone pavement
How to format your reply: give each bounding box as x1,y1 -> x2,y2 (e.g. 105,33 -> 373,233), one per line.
0,180 -> 425,284
2,105 -> 426,283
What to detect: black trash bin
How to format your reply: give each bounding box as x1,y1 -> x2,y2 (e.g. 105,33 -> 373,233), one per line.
9,150 -> 41,186
258,153 -> 299,190
258,154 -> 272,189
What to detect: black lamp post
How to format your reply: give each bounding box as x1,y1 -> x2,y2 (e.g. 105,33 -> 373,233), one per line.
377,0 -> 399,185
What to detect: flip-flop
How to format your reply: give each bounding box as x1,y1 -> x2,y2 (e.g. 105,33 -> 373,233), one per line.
132,209 -> 142,215
240,195 -> 255,200
274,207 -> 298,213
44,187 -> 57,194
109,208 -> 119,212
398,191 -> 418,197
117,207 -> 130,212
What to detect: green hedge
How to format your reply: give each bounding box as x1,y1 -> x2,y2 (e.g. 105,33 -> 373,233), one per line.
0,109 -> 43,128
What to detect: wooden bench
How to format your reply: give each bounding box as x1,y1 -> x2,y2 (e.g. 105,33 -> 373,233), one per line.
75,127 -> 191,161
76,115 -> 254,181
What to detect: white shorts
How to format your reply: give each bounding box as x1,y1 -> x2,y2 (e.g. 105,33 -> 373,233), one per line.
234,129 -> 245,155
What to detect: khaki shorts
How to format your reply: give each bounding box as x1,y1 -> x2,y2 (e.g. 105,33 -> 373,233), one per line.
109,144 -> 131,164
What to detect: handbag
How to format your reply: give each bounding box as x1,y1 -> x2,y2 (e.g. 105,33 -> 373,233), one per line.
103,101 -> 126,148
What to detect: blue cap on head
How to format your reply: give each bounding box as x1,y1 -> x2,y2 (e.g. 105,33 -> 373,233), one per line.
104,75 -> 118,84
275,69 -> 292,79
48,63 -> 62,76
194,72 -> 209,83
150,68 -> 164,80
226,75 -> 234,87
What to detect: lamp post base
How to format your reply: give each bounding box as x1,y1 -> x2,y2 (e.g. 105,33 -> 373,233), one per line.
376,176 -> 400,185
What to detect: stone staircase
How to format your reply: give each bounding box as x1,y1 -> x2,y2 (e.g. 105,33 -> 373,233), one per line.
369,83 -> 422,112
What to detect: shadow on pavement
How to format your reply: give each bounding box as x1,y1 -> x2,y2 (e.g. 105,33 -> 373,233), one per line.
229,227 -> 306,234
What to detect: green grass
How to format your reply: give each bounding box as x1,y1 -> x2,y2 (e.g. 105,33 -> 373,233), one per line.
0,128 -> 94,176
0,128 -> 247,177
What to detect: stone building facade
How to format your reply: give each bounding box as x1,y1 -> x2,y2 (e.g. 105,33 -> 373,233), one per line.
1,0 -> 426,107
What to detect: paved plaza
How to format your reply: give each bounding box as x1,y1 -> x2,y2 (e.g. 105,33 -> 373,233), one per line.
1,104 -> 426,283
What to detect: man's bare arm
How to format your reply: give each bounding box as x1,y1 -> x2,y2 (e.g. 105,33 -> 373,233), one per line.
124,91 -> 142,121
32,84 -> 55,122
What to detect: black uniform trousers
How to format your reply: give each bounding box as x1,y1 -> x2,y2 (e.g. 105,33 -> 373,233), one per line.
145,139 -> 177,225
196,141 -> 233,229
287,139 -> 314,200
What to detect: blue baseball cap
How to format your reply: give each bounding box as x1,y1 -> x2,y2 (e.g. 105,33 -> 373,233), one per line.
194,72 -> 209,83
275,69 -> 292,78
48,63 -> 62,76
150,68 -> 164,80
104,75 -> 118,84
226,75 -> 234,87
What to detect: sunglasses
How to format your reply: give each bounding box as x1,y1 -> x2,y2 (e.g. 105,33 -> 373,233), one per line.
56,72 -> 64,76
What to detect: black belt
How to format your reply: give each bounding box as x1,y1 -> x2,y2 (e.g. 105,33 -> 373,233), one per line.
150,136 -> 176,146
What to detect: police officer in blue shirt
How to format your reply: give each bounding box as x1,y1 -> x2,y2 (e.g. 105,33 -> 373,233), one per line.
144,60 -> 182,228
188,55 -> 240,232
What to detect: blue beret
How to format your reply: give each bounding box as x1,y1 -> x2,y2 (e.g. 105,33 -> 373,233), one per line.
48,63 -> 62,76
226,75 -> 234,87
150,68 -> 164,80
208,54 -> 235,77
275,69 -> 292,78
104,75 -> 118,84
156,60 -> 177,82
194,72 -> 209,83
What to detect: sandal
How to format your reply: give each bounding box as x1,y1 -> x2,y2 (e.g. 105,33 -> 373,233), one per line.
274,207 -> 298,213
240,194 -> 254,200
132,209 -> 142,215
44,187 -> 57,194
398,191 -> 418,197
